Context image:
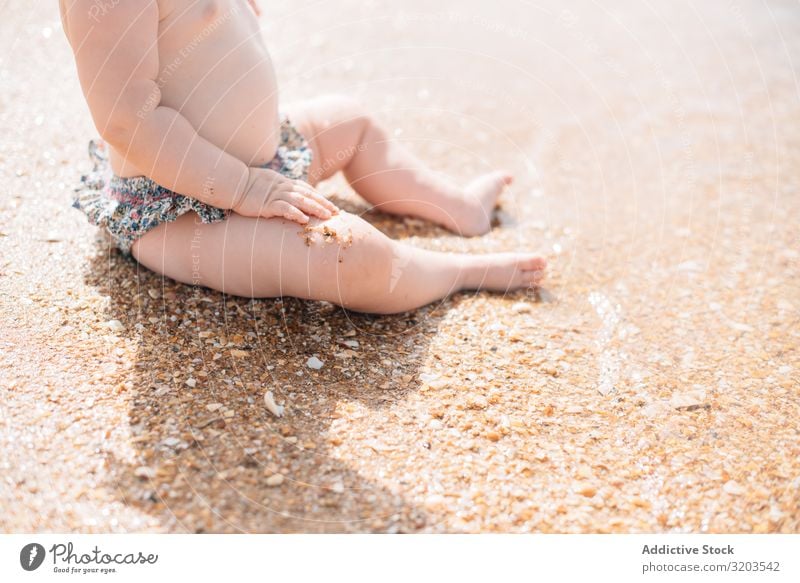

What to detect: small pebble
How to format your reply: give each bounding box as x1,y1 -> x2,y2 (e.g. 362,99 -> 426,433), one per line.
134,466 -> 156,479
511,302 -> 532,314
670,389 -> 707,410
306,356 -> 324,370
265,473 -> 284,487
723,480 -> 745,495
106,319 -> 124,333
263,391 -> 284,417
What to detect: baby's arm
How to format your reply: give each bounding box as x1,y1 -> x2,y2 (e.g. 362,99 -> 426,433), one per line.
63,0 -> 247,209
64,0 -> 336,223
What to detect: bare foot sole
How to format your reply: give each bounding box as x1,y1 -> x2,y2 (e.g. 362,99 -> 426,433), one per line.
453,171 -> 513,236
461,253 -> 547,292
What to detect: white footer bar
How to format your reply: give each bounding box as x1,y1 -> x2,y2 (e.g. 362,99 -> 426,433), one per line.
1,534 -> 797,582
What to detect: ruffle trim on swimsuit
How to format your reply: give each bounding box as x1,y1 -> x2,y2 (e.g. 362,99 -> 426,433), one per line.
71,116 -> 313,255
72,140 -> 229,254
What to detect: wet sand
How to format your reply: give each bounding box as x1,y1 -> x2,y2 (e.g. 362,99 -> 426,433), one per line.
0,1 -> 798,533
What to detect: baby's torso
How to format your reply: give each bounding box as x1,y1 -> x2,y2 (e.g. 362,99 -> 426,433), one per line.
78,0 -> 281,176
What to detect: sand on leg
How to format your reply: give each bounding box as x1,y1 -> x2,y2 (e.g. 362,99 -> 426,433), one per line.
130,211 -> 545,314
285,95 -> 511,236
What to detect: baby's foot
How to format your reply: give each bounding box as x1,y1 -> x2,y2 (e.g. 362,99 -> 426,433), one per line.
461,253 -> 547,292
453,171 -> 513,237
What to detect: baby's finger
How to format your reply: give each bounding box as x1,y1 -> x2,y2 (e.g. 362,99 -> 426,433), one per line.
290,193 -> 332,220
294,182 -> 339,214
270,200 -> 309,224
309,191 -> 339,214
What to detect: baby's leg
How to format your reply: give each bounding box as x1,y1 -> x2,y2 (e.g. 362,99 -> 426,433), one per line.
131,212 -> 545,314
286,96 -> 511,237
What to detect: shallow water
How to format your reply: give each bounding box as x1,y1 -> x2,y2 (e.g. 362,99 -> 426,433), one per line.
0,1 -> 798,532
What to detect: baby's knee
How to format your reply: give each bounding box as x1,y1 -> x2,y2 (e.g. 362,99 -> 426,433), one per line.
304,213 -> 396,305
299,213 -> 358,249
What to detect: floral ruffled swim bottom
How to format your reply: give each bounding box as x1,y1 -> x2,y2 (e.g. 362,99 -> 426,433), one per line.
72,116 -> 313,254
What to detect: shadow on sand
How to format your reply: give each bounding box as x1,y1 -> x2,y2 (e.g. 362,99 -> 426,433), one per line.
82,213 -> 460,533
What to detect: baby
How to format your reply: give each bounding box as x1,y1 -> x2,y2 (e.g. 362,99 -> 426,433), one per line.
60,0 -> 546,314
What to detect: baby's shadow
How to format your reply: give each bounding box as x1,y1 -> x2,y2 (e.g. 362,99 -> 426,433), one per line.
85,244 -> 451,533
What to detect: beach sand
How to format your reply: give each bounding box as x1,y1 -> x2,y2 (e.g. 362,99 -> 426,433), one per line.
0,0 -> 798,533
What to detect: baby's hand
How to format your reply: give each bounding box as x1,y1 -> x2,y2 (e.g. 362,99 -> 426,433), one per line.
233,167 -> 338,224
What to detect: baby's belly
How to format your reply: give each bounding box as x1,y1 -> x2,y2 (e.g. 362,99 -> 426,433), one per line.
111,0 -> 280,177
